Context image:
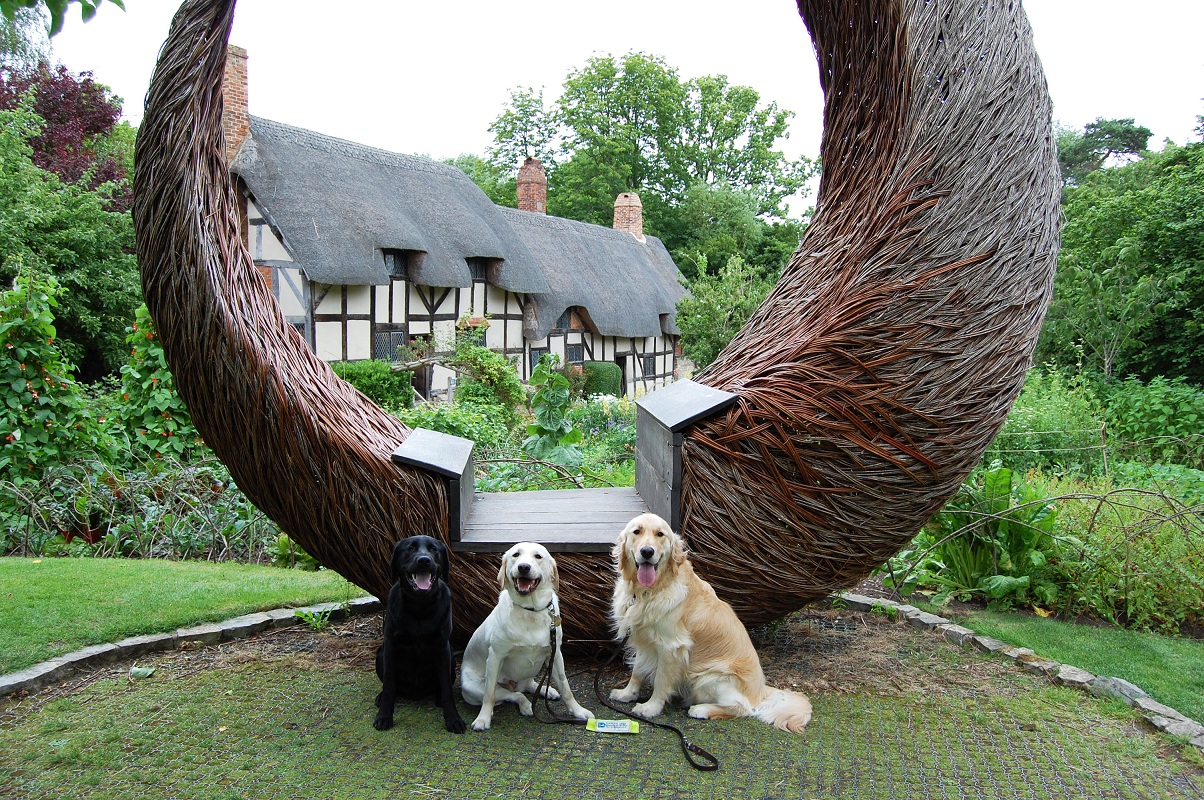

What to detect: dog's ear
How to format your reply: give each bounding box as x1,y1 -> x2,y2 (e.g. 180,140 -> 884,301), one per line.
496,552 -> 508,590
432,538 -> 451,585
550,555 -> 560,594
669,525 -> 689,567
611,524 -> 632,580
389,540 -> 406,581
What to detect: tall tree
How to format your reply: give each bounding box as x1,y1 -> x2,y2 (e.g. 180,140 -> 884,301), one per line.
1056,117 -> 1153,188
0,102 -> 138,380
0,4 -> 46,69
482,51 -> 813,264
486,86 -> 559,174
1039,141 -> 1203,383
0,60 -> 127,201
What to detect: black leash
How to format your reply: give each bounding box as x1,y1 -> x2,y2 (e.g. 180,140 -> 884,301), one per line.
527,610 -> 719,772
588,645 -> 720,772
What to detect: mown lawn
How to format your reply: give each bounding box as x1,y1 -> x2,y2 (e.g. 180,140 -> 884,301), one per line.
961,608 -> 1204,723
0,557 -> 368,674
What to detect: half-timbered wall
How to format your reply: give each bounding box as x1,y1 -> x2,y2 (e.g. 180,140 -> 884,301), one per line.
246,200 -> 675,399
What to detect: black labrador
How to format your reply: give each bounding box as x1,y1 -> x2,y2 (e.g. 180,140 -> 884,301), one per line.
373,535 -> 466,733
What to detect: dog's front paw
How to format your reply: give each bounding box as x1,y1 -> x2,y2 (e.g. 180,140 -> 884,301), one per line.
610,686 -> 639,703
570,705 -> 595,721
372,713 -> 394,731
445,715 -> 467,734
539,685 -> 561,701
471,712 -> 492,732
631,700 -> 664,719
517,696 -> 534,716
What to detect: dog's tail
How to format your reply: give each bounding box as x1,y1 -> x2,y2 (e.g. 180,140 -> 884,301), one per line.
753,687 -> 813,733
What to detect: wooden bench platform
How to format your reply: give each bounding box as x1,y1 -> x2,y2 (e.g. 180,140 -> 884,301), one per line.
456,487 -> 647,553
391,380 -> 738,554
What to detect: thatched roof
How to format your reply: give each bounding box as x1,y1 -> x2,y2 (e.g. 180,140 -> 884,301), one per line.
502,208 -> 684,340
231,117 -> 684,340
230,117 -> 549,292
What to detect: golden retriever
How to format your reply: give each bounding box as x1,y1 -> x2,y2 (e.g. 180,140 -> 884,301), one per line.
610,513 -> 812,733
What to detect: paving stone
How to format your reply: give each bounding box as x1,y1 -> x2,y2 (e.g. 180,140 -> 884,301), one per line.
56,643 -> 122,670
971,635 -> 1011,654
177,622 -> 223,645
1000,646 -> 1035,661
906,611 -> 951,629
937,624 -> 976,645
1161,719 -> 1204,739
834,593 -> 878,612
0,660 -> 73,695
265,608 -> 302,629
1132,696 -> 1186,722
113,632 -> 177,659
218,612 -> 273,640
1053,664 -> 1095,688
1191,733 -> 1204,750
1017,654 -> 1060,676
348,596 -> 382,614
1089,676 -> 1148,704
894,604 -> 920,618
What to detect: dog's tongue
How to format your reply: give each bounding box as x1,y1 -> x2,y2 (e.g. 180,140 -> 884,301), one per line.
516,577 -> 536,593
637,563 -> 657,587
413,572 -> 433,591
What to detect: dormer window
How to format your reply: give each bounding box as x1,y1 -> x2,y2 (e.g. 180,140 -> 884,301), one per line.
467,258 -> 488,283
383,250 -> 409,281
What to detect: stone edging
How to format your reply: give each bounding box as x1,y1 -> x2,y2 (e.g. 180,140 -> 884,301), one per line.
0,596 -> 382,697
833,592 -> 1204,756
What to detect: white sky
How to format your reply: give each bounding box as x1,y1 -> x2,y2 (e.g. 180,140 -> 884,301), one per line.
50,0 -> 1204,168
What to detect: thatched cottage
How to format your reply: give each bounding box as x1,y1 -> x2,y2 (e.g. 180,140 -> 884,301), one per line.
220,46 -> 684,399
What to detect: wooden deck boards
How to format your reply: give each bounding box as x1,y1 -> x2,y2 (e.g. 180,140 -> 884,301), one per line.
455,487 -> 647,552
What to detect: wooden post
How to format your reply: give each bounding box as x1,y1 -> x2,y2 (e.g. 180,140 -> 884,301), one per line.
391,429 -> 475,542
635,379 -> 738,531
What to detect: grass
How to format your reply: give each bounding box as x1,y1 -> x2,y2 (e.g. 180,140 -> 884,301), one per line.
0,557 -> 368,674
1,616 -> 1200,799
960,608 -> 1204,723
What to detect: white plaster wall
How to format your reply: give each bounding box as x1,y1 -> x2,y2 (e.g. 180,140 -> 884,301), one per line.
315,321 -> 342,360
346,320 -> 372,360
347,286 -> 371,315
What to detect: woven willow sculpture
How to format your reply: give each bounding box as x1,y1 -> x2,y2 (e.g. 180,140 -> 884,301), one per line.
134,0 -> 1058,646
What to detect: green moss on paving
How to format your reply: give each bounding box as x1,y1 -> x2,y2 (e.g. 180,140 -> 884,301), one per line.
1,654 -> 1199,799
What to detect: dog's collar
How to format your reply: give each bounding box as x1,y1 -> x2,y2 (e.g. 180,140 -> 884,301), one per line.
517,595 -> 562,629
517,597 -> 554,614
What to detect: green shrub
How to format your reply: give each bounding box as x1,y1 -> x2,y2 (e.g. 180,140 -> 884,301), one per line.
330,359 -> 413,411
0,271 -> 113,485
448,342 -> 524,412
522,355 -> 582,466
113,305 -> 205,461
398,401 -> 512,448
983,367 -> 1105,476
582,361 -> 622,397
1104,376 -> 1204,469
1031,471 -> 1204,634
881,464 -> 1062,608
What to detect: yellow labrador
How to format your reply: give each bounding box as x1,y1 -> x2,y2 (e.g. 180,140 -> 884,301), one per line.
460,542 -> 593,731
610,513 -> 812,732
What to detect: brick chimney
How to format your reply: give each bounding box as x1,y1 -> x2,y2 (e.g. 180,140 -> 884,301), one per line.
613,192 -> 644,241
222,45 -> 250,163
516,157 -> 547,213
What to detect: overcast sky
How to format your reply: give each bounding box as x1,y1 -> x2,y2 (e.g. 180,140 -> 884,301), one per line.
50,0 -> 1204,168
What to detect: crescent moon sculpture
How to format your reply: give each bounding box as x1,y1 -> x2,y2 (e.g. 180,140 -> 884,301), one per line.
133,0 -> 1058,645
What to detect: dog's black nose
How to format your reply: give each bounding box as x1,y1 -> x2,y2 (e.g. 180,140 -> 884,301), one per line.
517,562 -> 531,575
639,546 -> 655,561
